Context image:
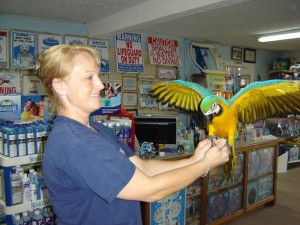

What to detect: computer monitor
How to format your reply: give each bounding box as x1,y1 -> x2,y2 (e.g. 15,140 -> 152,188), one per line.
134,115 -> 178,150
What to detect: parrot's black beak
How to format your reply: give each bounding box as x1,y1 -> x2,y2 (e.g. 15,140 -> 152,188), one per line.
206,113 -> 215,122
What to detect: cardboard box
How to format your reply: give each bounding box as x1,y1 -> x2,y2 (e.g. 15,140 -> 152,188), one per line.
277,152 -> 288,173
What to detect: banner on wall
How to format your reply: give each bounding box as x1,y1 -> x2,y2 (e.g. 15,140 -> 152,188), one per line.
11,30 -> 37,69
64,35 -> 88,45
89,39 -> 110,73
0,30 -> 9,68
116,33 -> 144,73
90,80 -> 122,115
38,33 -> 63,54
147,36 -> 182,66
0,72 -> 21,95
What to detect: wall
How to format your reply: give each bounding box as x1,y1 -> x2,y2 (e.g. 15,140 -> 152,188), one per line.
1,14 -> 296,126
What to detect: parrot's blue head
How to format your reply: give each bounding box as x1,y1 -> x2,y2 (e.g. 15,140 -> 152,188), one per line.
200,96 -> 222,122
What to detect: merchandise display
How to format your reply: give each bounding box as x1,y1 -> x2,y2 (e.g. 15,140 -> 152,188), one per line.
228,186 -> 243,214
207,192 -> 229,222
247,180 -> 258,207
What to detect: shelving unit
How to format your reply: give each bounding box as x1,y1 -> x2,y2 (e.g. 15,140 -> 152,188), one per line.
269,70 -> 298,80
0,154 -> 50,225
141,139 -> 279,225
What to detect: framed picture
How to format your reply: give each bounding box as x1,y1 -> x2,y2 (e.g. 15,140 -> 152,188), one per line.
158,67 -> 177,79
231,47 -> 242,60
122,92 -> 138,107
243,48 -> 256,63
239,75 -> 251,88
122,76 -> 138,91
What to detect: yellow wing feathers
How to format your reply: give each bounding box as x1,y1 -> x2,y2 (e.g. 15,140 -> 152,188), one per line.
151,82 -> 203,111
233,81 -> 300,124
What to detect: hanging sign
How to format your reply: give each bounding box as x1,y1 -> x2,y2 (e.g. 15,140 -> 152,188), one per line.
22,74 -> 47,95
38,33 -> 63,54
89,39 -> 110,73
0,72 -> 21,95
147,36 -> 181,66
11,30 -> 37,69
0,30 -> 9,68
64,35 -> 88,45
116,33 -> 144,73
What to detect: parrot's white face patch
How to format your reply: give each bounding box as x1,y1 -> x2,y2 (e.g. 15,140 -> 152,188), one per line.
203,102 -> 221,116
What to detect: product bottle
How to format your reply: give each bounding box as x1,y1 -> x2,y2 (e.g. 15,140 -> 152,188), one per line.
22,173 -> 31,203
30,183 -> 38,202
0,121 -> 3,155
43,206 -> 55,225
122,121 -> 132,148
33,122 -> 44,154
115,122 -> 124,141
10,170 -> 22,205
31,209 -> 43,225
21,211 -> 32,225
25,123 -> 35,155
6,124 -> 17,157
16,124 -> 27,156
13,213 -> 23,225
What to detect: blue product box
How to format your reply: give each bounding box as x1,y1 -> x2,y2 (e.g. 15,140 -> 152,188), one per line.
247,180 -> 258,207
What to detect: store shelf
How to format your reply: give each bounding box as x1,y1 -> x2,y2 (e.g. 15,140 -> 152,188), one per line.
0,154 -> 43,167
0,198 -> 50,215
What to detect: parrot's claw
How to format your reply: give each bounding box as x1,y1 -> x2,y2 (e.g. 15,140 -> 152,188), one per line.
225,142 -> 231,155
207,135 -> 215,146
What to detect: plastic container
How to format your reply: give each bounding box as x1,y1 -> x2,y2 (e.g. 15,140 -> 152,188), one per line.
43,206 -> 54,225
33,122 -> 44,154
30,183 -> 38,202
25,124 -> 35,155
21,211 -> 32,225
16,124 -> 27,156
32,209 -> 43,225
10,171 -> 22,205
13,214 -> 23,225
22,173 -> 31,203
123,121 -> 132,148
5,124 -> 17,157
115,122 -> 123,141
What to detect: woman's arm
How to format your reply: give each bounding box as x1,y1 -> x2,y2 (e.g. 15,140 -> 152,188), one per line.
117,138 -> 229,202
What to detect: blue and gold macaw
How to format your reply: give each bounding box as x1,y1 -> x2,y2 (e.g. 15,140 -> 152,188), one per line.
151,79 -> 300,180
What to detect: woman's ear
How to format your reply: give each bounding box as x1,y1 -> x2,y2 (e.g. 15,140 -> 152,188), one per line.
52,78 -> 67,96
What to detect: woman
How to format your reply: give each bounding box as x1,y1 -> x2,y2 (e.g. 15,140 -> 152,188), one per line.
36,44 -> 229,225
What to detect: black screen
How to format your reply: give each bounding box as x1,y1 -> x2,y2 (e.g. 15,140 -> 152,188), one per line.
134,116 -> 177,148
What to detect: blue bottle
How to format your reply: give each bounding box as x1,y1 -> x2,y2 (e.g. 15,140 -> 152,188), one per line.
25,123 -> 35,155
43,206 -> 55,225
13,214 -> 23,225
33,121 -> 44,154
123,122 -> 132,148
6,124 -> 17,157
16,124 -> 27,156
31,209 -> 43,225
21,211 -> 32,225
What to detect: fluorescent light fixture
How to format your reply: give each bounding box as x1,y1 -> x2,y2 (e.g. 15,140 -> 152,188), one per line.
258,29 -> 300,42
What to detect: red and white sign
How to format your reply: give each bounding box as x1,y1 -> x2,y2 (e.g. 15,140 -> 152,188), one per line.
147,37 -> 181,66
0,72 -> 20,95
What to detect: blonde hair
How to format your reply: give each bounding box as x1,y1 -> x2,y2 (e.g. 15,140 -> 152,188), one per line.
35,44 -> 100,117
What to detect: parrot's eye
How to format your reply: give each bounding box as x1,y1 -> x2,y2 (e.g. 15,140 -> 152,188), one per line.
203,102 -> 221,116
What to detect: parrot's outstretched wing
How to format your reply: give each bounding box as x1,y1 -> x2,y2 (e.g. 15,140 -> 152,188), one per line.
151,80 -> 214,111
230,80 -> 300,124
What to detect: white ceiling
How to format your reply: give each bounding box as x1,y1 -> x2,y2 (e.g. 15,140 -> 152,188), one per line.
1,0 -> 300,52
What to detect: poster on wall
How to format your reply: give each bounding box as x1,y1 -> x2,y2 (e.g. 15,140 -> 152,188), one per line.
11,30 -> 37,69
38,33 -> 63,54
22,74 -> 47,95
88,39 -> 110,73
147,36 -> 182,66
0,30 -> 9,68
0,72 -> 21,95
116,32 -> 144,73
90,80 -> 122,115
64,35 -> 88,45
150,189 -> 186,225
